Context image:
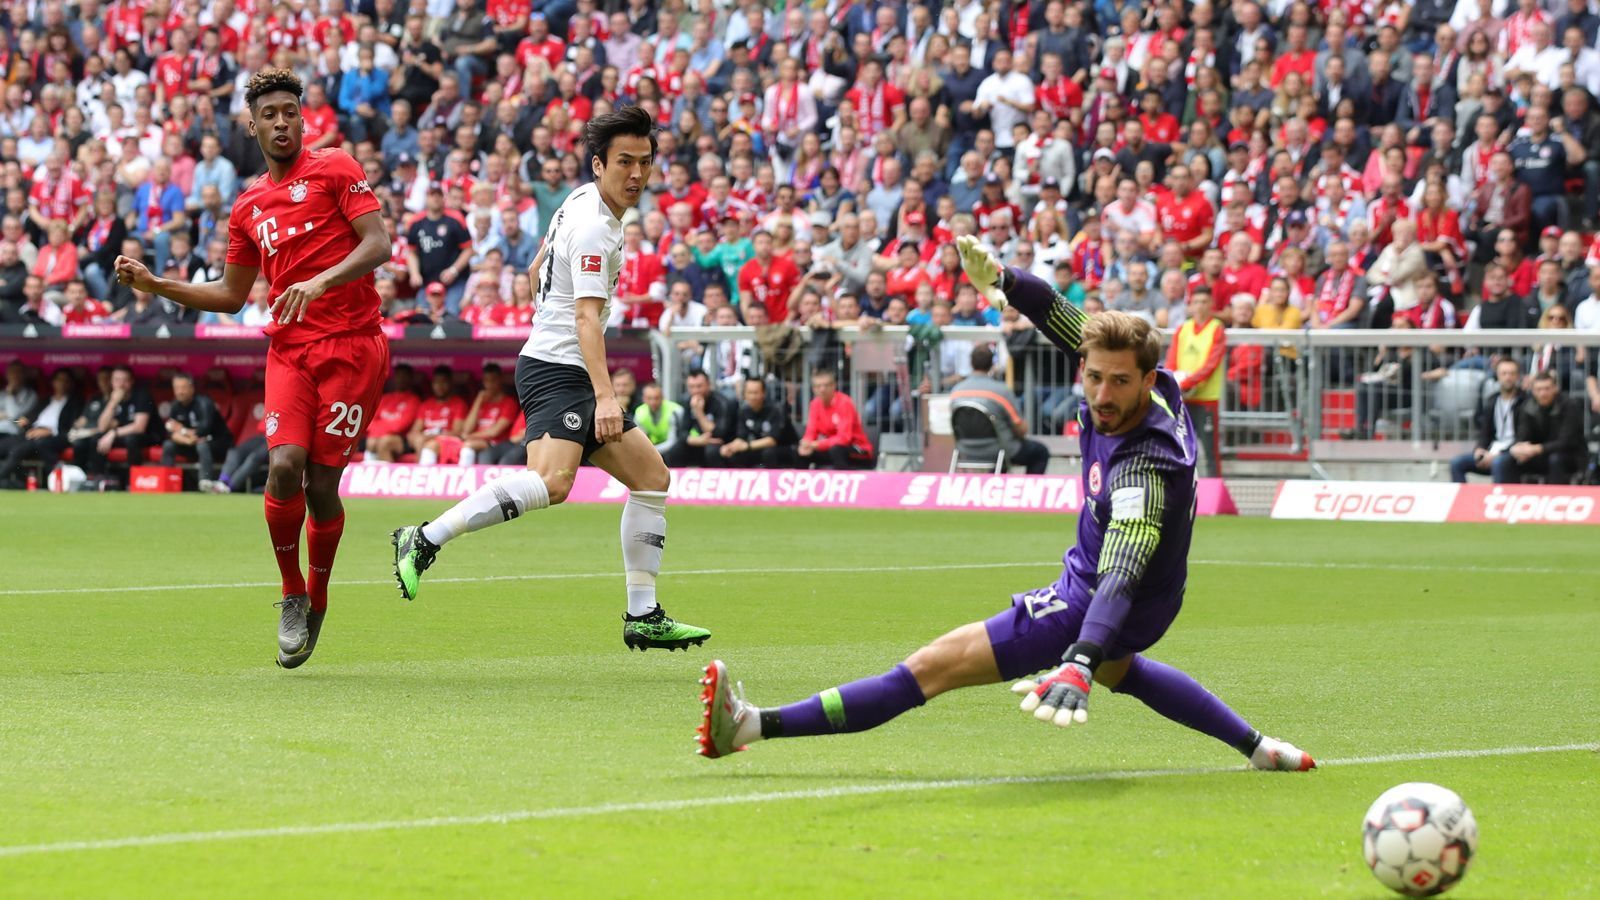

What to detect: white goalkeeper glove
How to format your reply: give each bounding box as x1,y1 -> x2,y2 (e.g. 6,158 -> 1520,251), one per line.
956,234 -> 1009,310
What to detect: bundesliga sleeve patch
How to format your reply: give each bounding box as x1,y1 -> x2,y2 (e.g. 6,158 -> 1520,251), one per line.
1110,486 -> 1145,521
579,254 -> 603,273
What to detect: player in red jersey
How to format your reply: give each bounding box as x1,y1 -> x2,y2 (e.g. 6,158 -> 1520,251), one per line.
113,68 -> 391,669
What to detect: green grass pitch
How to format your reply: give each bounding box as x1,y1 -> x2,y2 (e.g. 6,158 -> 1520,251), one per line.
1,493 -> 1596,897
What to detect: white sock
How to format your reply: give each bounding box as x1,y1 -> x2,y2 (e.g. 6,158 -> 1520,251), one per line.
422,470 -> 550,546
621,489 -> 668,617
733,707 -> 764,745
418,447 -> 439,466
459,446 -> 477,466
363,450 -> 378,462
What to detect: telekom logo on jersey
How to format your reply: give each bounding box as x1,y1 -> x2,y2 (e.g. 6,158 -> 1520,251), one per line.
255,216 -> 314,257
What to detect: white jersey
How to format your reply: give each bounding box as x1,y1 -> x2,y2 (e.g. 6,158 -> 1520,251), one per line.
521,182 -> 623,367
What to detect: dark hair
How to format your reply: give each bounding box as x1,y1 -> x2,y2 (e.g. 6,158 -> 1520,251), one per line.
970,345 -> 995,372
482,362 -> 503,375
432,365 -> 454,378
685,368 -> 710,382
586,105 -> 657,169
245,66 -> 304,110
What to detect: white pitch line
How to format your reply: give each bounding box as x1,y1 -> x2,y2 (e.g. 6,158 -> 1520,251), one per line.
0,742 -> 1591,860
1,557 -> 1590,598
0,562 -> 1046,597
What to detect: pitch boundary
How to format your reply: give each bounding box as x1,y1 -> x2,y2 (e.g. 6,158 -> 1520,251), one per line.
0,742 -> 1592,859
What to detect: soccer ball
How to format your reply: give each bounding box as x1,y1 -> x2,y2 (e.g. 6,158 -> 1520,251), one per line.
1362,782 -> 1478,896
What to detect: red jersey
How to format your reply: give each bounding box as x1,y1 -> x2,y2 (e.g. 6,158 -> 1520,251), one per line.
885,264 -> 931,303
545,94 -> 593,124
310,14 -> 356,49
152,51 -> 193,98
975,200 -> 1023,232
1157,191 -> 1215,253
738,254 -> 802,322
617,250 -> 666,326
367,390 -> 419,437
29,171 -> 90,220
802,392 -> 871,453
416,395 -> 467,436
226,147 -> 382,345
1036,77 -> 1083,120
63,299 -> 110,324
517,35 -> 566,71
1139,112 -> 1181,144
106,2 -> 146,51
485,0 -> 526,27
302,103 -> 341,146
844,81 -> 904,139
1216,263 -> 1268,309
468,394 -> 520,439
265,16 -> 304,53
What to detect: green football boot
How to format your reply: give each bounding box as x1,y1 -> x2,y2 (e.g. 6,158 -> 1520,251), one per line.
391,523 -> 440,602
622,606 -> 711,652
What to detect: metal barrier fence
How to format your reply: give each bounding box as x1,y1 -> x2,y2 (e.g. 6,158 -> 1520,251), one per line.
650,327 -> 1600,473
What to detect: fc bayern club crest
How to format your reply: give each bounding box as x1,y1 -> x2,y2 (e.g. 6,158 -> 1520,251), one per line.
289,182 -> 308,203
265,412 -> 280,437
1087,461 -> 1102,495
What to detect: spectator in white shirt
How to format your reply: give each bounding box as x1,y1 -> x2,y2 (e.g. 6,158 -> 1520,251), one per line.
973,49 -> 1035,150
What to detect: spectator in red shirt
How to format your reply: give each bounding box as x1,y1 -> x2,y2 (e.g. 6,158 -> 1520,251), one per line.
1216,233 -> 1269,310
28,151 -> 90,231
364,364 -> 421,462
1157,164 -> 1215,259
458,363 -> 519,466
617,221 -> 667,326
884,242 -> 931,306
32,220 -> 79,289
517,13 -> 565,71
1137,89 -> 1181,144
798,369 -> 874,469
1269,23 -> 1315,87
300,81 -> 341,150
737,229 -> 801,322
413,366 -> 470,466
60,279 -> 110,324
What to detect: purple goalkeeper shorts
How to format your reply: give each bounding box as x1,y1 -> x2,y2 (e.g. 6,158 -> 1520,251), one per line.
983,581 -> 1180,680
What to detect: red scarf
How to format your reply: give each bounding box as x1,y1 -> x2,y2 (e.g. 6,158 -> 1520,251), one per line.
855,82 -> 886,133
1316,267 -> 1356,322
775,81 -> 800,128
87,215 -> 114,251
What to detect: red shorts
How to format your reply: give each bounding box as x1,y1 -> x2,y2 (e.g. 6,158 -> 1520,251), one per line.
264,332 -> 390,468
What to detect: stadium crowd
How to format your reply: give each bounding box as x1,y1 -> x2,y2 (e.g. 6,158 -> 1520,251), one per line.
3,0 -> 1600,488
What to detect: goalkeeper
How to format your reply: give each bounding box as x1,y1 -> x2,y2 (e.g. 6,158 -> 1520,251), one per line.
695,238 -> 1316,771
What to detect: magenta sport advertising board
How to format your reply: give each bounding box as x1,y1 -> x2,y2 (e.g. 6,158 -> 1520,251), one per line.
339,463 -> 1241,516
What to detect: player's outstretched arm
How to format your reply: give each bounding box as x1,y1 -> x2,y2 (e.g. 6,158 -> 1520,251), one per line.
956,235 -> 1088,356
114,255 -> 256,314
576,296 -> 624,444
271,211 -> 391,323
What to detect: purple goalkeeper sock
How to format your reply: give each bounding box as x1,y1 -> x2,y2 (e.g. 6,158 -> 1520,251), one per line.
1111,656 -> 1259,756
761,664 -> 926,738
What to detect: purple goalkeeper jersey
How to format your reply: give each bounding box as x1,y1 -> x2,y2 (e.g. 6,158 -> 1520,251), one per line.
1055,369 -> 1199,643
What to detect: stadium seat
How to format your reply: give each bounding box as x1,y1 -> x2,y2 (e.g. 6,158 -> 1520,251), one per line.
949,399 -> 1008,474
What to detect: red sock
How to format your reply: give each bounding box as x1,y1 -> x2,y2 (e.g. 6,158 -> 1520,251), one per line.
264,491 -> 307,597
305,512 -> 344,613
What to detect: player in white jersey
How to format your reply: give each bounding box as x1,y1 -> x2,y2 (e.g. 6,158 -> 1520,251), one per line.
391,107 -> 711,652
